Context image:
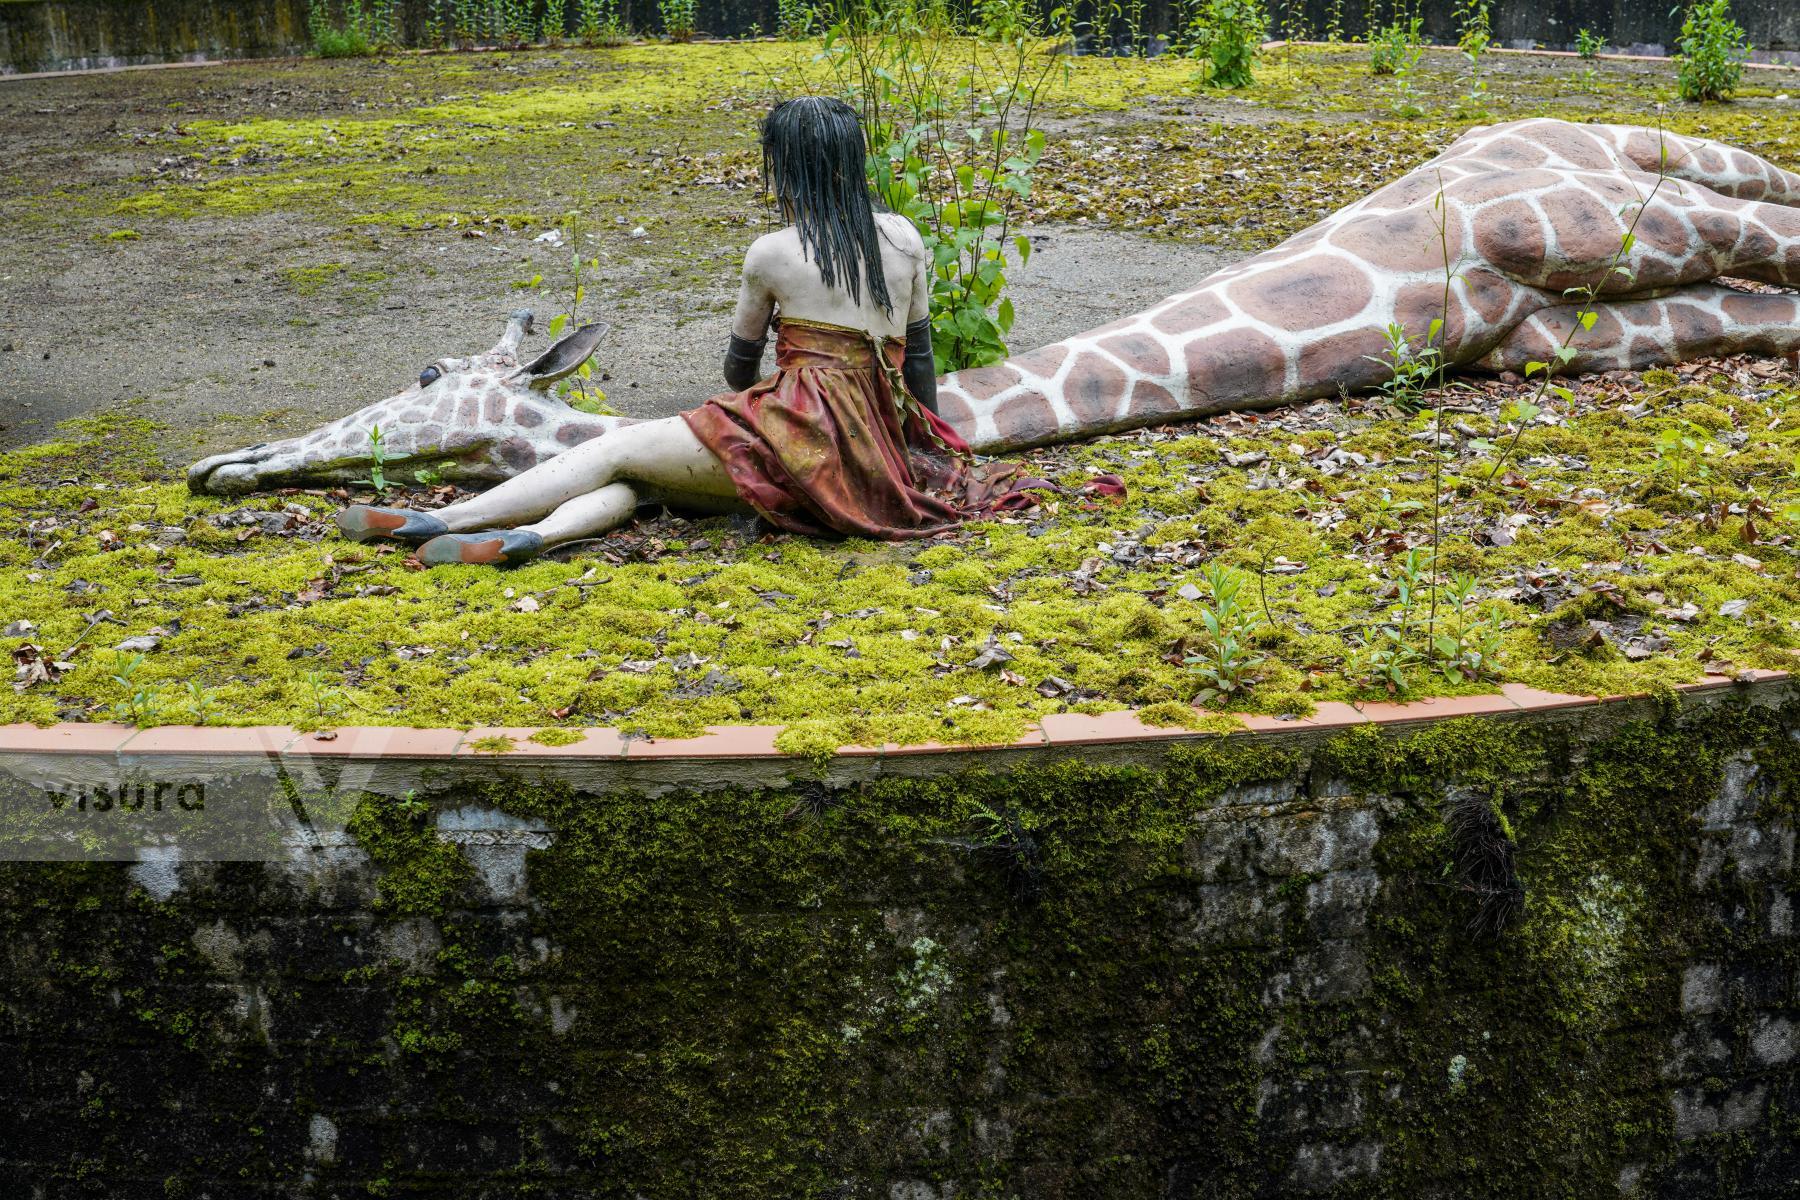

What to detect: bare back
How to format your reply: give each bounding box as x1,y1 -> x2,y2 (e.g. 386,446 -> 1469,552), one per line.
732,211 -> 930,342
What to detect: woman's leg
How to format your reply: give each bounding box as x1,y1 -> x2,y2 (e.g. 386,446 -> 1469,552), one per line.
415,482 -> 643,565
429,416 -> 736,532
525,482 -> 641,547
405,418 -> 747,565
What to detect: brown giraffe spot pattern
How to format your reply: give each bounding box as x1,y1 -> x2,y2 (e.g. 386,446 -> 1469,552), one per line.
933,391 -> 975,431
1010,342 -> 1070,380
1151,293 -> 1229,336
1183,328 -> 1285,410
1393,282 -> 1468,348
955,363 -> 1024,403
1461,267 -> 1522,329
1227,255 -> 1373,330
1472,200 -> 1547,280
1063,354 -> 1130,427
1129,380 -> 1180,417
1331,207 -> 1470,274
991,394 -> 1060,447
1097,331 -> 1170,378
1297,327 -> 1391,390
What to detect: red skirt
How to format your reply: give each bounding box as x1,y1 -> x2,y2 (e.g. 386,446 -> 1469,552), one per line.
682,318 -> 1052,539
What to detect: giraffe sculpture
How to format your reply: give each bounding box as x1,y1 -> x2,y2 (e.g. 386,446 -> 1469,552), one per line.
188,118 -> 1800,497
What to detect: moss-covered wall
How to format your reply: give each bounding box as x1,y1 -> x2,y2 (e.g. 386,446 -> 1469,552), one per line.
2,694 -> 1797,1197
3,0 -> 1797,74
1,0 -> 310,74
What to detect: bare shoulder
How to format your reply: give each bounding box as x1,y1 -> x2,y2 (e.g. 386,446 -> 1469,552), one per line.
874,211 -> 925,257
744,227 -> 799,273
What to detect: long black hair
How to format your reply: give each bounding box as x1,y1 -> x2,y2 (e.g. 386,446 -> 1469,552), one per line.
760,96 -> 893,315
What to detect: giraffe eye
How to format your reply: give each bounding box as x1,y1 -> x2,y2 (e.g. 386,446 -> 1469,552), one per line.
418,365 -> 442,389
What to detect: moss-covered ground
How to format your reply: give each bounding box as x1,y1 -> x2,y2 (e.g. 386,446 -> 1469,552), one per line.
5,352 -> 1798,748
2,41 -> 1798,745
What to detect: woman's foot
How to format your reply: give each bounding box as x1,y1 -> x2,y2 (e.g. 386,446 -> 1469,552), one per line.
416,530 -> 547,567
336,505 -> 449,545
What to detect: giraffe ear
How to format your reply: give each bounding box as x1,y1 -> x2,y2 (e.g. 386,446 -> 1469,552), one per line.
518,322 -> 609,389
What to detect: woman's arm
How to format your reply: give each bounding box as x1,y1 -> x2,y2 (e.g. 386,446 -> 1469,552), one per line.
901,243 -> 937,413
724,244 -> 777,390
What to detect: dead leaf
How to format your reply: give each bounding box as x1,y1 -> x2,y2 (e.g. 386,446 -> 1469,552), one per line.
12,643 -> 74,692
966,634 -> 1015,671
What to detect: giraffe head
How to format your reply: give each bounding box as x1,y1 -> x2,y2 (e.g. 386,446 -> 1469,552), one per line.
187,311 -> 630,495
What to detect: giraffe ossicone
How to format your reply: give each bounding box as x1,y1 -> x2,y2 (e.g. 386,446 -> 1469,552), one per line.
189,118 -> 1800,497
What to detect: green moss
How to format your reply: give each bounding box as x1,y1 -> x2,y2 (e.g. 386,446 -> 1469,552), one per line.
279,262 -> 347,295
1137,700 -> 1207,729
6,370 -> 1800,741
3,42 -> 1798,1194
344,791 -> 472,916
1344,701 -> 1795,1193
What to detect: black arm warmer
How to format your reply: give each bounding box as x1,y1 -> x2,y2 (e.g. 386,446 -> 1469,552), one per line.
902,318 -> 938,414
723,332 -> 767,391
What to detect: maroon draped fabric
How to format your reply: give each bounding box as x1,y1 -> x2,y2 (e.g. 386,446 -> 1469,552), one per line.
682,318 -> 1055,539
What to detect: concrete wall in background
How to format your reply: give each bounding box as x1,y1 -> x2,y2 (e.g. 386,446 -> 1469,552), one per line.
3,0 -> 1797,75
1280,0 -> 1797,57
1,0 -> 310,73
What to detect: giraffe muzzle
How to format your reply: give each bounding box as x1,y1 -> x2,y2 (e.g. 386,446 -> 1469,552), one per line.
187,443 -> 275,495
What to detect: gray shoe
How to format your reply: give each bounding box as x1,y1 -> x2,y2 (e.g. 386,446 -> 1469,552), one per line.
336,505 -> 450,545
416,530 -> 547,567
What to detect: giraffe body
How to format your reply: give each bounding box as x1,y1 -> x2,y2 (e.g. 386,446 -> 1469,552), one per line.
936,118 -> 1800,452
190,119 -> 1800,497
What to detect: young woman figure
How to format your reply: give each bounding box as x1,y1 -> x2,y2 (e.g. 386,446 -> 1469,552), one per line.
336,96 -> 1044,566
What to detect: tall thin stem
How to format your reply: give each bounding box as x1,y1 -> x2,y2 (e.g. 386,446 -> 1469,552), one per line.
1426,170 -> 1453,651
1487,119 -> 1682,484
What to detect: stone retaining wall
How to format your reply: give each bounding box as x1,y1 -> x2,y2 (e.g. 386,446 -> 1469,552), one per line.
0,680 -> 1796,1196
1,0 -> 308,74
3,0 -> 1796,75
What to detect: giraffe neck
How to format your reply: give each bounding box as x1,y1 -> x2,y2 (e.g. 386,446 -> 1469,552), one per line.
939,258 -> 1402,454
